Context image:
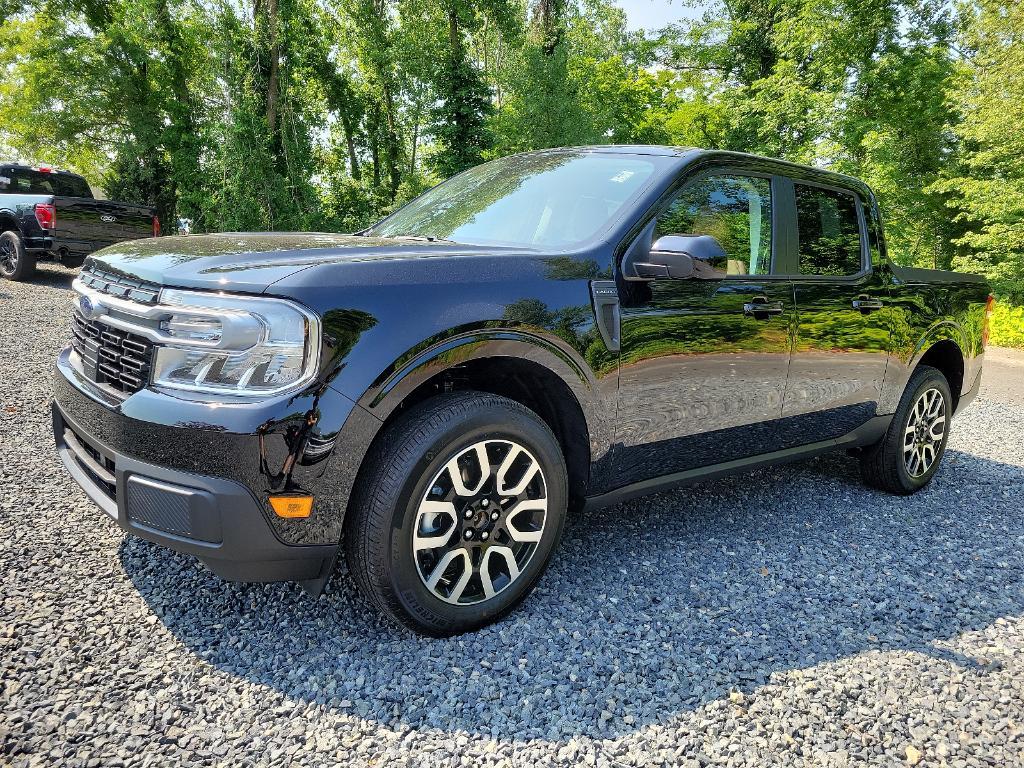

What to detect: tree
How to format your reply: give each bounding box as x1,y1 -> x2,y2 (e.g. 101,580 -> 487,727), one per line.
935,0 -> 1024,301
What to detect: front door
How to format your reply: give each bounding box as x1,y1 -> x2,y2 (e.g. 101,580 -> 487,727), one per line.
779,179 -> 891,438
610,171 -> 795,489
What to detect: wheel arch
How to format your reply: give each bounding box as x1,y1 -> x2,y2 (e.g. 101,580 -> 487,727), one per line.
352,331 -> 602,506
0,212 -> 19,233
909,323 -> 970,417
914,337 -> 965,413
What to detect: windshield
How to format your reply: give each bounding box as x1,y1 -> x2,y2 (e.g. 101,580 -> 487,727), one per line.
368,152 -> 658,248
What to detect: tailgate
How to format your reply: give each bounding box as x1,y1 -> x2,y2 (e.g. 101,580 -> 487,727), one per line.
55,197 -> 154,257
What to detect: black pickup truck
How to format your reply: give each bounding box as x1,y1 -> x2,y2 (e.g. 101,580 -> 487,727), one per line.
0,163 -> 157,280
51,147 -> 991,636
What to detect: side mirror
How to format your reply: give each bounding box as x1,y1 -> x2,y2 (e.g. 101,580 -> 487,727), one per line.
632,234 -> 727,280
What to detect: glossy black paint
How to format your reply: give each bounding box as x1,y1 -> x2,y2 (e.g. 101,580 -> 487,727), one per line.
52,146 -> 990,583
0,164 -> 153,263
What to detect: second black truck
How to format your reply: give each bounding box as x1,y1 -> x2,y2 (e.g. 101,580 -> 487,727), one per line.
0,163 -> 158,281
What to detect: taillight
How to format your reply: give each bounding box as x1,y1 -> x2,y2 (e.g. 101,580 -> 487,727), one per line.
34,202 -> 56,230
982,294 -> 995,347
152,215 -> 161,237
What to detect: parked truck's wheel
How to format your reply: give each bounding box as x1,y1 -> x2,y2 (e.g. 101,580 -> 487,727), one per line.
860,365 -> 952,495
0,231 -> 35,281
345,392 -> 568,636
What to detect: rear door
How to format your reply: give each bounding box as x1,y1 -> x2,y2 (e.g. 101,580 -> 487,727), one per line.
779,178 -> 891,437
610,170 -> 795,489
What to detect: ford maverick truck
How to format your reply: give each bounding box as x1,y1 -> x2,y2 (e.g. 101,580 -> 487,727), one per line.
52,147 -> 991,635
0,163 -> 158,280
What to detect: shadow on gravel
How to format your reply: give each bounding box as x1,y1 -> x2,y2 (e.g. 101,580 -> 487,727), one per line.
121,448 -> 1024,741
24,264 -> 78,290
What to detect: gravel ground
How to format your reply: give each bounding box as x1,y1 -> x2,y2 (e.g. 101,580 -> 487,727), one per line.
2,262 -> 1023,767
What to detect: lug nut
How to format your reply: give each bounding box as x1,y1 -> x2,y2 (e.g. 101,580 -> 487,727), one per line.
464,530 -> 473,540
481,531 -> 489,540
482,499 -> 489,507
490,511 -> 499,521
464,509 -> 473,519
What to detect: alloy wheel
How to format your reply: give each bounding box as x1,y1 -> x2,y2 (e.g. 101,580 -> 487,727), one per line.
0,239 -> 16,276
904,387 -> 946,478
413,439 -> 548,605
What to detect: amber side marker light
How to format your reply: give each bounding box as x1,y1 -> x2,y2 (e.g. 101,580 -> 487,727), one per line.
269,495 -> 314,518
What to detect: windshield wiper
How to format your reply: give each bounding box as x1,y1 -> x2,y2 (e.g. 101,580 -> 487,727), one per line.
390,233 -> 457,244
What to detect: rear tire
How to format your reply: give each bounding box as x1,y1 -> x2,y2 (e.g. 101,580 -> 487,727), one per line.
0,231 -> 35,281
344,392 -> 567,636
860,365 -> 952,494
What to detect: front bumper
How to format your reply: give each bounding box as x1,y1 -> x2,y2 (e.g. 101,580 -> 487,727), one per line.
51,343 -> 376,583
53,402 -> 336,582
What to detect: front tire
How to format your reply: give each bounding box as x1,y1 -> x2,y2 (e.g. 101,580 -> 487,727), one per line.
344,392 -> 567,636
860,365 -> 952,494
0,231 -> 35,281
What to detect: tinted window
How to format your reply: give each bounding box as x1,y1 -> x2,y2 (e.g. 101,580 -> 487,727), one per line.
794,184 -> 863,275
0,169 -> 91,197
368,153 -> 657,248
656,175 -> 772,276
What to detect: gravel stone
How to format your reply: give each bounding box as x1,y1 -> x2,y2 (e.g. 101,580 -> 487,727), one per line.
2,262 -> 1024,767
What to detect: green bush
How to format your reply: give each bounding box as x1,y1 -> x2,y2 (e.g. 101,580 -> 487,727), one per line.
989,302 -> 1024,349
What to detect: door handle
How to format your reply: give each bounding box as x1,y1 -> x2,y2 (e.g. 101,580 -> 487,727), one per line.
852,296 -> 884,312
743,297 -> 785,317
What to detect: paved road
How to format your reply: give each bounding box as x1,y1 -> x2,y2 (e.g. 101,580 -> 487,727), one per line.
2,263 -> 1023,767
979,346 -> 1024,406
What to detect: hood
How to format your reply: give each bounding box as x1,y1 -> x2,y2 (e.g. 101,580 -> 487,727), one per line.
87,232 -> 521,294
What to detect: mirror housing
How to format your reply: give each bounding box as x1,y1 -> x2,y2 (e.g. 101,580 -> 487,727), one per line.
630,234 -> 727,280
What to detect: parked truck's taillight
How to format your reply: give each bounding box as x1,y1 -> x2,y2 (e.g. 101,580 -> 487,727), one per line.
34,202 -> 56,230
152,215 -> 161,237
982,294 -> 996,347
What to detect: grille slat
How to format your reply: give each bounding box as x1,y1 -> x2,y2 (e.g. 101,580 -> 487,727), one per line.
71,265 -> 160,396
71,309 -> 154,395
78,264 -> 161,305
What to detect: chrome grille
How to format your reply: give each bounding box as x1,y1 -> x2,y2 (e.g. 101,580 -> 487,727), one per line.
78,264 -> 161,305
71,310 -> 154,394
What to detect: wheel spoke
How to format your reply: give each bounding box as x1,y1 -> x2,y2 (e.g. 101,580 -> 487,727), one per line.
448,558 -> 473,603
907,450 -> 920,476
480,546 -> 520,599
921,442 -> 936,470
494,445 -> 523,495
912,398 -> 924,423
447,443 -> 490,497
505,498 -> 547,542
928,415 -> 946,441
496,447 -> 541,496
425,548 -> 470,593
413,500 -> 457,551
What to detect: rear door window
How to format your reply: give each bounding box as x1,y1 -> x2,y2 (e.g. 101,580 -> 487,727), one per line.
794,184 -> 864,276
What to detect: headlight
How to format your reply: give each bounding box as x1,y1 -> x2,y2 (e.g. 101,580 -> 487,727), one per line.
152,289 -> 321,397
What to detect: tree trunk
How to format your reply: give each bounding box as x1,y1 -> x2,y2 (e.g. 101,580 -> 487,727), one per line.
410,116 -> 418,174
265,0 -> 281,137
344,120 -> 361,181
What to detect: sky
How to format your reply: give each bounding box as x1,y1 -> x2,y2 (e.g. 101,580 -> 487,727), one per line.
614,0 -> 704,31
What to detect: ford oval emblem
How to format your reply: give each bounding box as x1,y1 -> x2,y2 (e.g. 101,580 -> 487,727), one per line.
79,294 -> 96,317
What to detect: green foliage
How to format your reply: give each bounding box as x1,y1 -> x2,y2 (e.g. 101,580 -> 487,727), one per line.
989,303 -> 1024,349
932,0 -> 1024,304
0,0 -> 1019,331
